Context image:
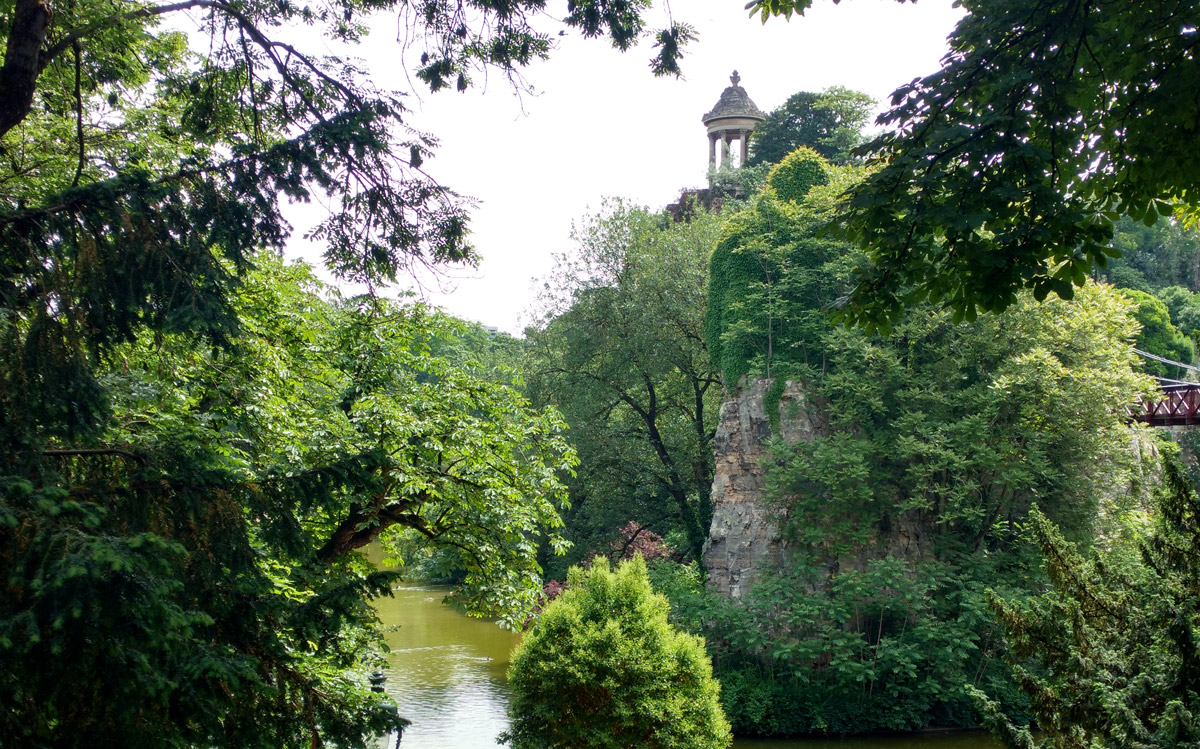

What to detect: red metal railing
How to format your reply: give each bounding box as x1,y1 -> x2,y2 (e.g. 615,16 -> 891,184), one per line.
1134,384 -> 1200,427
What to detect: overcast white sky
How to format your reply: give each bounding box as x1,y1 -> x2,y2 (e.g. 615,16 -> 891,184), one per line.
284,0 -> 966,334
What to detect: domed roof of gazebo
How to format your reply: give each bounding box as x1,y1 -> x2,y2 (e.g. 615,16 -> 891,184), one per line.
702,71 -> 766,125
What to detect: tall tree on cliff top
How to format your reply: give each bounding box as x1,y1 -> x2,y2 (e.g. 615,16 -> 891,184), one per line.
0,0 -> 686,744
747,0 -> 1200,330
527,201 -> 723,571
747,87 -> 873,167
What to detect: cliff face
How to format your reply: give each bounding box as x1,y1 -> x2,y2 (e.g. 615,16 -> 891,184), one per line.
703,378 -> 942,598
703,378 -> 1156,600
702,378 -> 824,598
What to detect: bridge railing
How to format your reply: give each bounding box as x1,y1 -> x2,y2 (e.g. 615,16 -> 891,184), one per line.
1134,383 -> 1200,427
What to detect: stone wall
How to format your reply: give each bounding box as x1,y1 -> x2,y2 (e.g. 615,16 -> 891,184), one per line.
702,378 -> 824,598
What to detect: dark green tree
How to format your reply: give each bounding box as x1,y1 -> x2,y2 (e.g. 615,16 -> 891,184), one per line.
747,87 -> 873,167
1096,219 -> 1200,294
973,451 -> 1200,749
742,0 -> 1200,329
502,555 -> 732,749
1,0 -> 696,737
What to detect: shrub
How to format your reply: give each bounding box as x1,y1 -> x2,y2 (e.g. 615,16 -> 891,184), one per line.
502,556 -> 732,749
766,147 -> 830,202
610,521 -> 674,562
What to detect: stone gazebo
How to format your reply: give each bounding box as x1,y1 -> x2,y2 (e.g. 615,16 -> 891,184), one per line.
702,71 -> 766,169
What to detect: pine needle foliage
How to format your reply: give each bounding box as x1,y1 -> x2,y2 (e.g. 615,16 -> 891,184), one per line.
975,450 -> 1200,748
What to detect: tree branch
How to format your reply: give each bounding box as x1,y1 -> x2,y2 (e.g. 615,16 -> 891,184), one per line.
315,495 -> 425,563
2,0 -> 367,142
40,0 -> 210,70
44,447 -> 142,460
71,41 -> 85,187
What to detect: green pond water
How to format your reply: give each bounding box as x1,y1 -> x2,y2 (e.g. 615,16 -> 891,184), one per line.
373,583 -> 1001,749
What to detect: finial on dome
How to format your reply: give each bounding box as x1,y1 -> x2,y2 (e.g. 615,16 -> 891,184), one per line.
730,70 -> 741,86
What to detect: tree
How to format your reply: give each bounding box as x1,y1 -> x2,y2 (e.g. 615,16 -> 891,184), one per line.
1096,219 -> 1200,294
502,555 -> 732,749
747,87 -> 873,167
706,147 -> 836,386
0,0 -> 692,743
527,200 -> 724,571
1121,289 -> 1195,376
973,452 -> 1200,749
381,317 -> 548,586
743,0 -> 1200,329
1158,286 -> 1200,343
0,254 -> 575,745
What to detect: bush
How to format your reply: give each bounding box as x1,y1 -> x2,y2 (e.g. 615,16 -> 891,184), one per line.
502,556 -> 732,749
766,147 -> 830,202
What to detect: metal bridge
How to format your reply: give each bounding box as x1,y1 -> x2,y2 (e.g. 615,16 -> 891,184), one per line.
1133,349 -> 1200,427
1135,382 -> 1200,426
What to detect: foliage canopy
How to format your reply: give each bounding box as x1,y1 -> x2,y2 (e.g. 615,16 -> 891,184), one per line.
0,256 -> 575,746
1121,289 -> 1195,377
814,0 -> 1200,329
0,0 -> 655,738
975,453 -> 1200,749
527,201 -> 723,571
747,87 -> 873,167
697,148 -> 1158,735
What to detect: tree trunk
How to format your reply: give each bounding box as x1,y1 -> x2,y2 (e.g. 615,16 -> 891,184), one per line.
0,0 -> 52,139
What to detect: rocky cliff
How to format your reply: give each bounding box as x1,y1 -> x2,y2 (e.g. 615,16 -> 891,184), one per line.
702,378 -> 824,598
704,378 -> 1159,600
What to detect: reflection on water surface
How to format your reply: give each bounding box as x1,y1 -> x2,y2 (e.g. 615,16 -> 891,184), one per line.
374,585 -> 520,748
373,584 -> 1000,749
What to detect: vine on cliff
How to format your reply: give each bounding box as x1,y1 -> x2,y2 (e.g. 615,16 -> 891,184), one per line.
693,147 -> 1158,735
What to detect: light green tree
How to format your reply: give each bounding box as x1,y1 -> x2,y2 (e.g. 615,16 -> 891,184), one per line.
502,555 -> 732,749
0,254 -> 575,746
527,200 -> 724,570
1121,289 -> 1196,376
1097,219 -> 1200,294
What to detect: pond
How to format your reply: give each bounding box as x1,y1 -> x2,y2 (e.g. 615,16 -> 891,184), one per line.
373,583 -> 1001,749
